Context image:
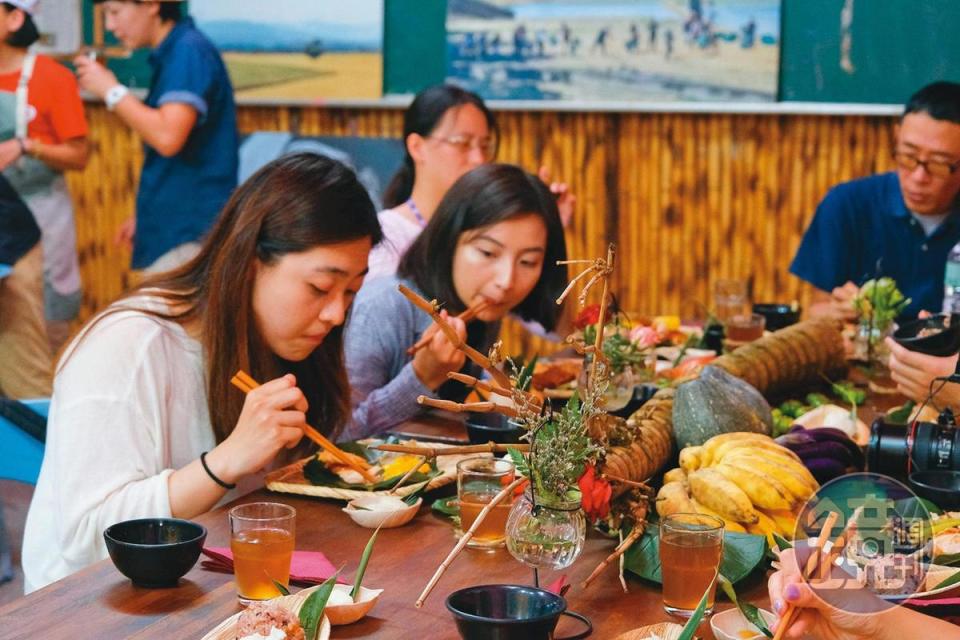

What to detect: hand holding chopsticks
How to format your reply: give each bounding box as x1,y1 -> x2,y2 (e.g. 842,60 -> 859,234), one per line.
230,370 -> 378,484
770,511 -> 851,640
407,298 -> 490,356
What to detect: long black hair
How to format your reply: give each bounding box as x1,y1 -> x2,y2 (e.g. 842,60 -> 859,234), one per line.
383,84 -> 498,208
399,163 -> 567,332
64,153 -> 382,442
2,3 -> 38,48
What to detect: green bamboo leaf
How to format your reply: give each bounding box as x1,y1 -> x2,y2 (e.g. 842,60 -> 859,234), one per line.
717,573 -> 772,638
517,354 -> 539,391
934,568 -> 960,591
772,532 -> 794,552
351,524 -> 382,602
271,579 -> 290,596
299,570 -> 340,640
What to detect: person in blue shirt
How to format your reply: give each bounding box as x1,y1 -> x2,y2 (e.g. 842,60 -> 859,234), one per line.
791,81 -> 960,321
73,0 -> 238,272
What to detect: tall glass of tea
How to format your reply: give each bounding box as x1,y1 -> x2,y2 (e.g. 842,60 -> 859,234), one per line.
457,457 -> 515,548
659,513 -> 724,617
229,502 -> 296,604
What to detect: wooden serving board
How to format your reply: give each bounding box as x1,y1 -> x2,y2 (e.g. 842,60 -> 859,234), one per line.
264,443 -> 488,502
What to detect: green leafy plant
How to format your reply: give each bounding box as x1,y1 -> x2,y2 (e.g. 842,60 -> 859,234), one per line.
509,393 -> 600,504
853,277 -> 910,335
583,324 -> 651,374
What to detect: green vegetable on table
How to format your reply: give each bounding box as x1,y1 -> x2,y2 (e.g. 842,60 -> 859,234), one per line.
832,380 -> 866,406
771,409 -> 795,437
299,570 -> 341,640
778,400 -> 808,419
805,392 -> 830,408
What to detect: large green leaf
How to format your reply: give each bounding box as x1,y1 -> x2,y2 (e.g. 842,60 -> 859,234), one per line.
623,525 -> 767,585
299,571 -> 340,640
303,456 -> 440,490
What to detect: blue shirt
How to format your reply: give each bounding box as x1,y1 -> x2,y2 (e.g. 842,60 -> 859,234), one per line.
133,17 -> 238,269
790,172 -> 960,318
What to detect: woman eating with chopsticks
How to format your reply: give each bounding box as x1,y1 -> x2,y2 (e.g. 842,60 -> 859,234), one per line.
342,163 -> 567,439
22,153 -> 382,592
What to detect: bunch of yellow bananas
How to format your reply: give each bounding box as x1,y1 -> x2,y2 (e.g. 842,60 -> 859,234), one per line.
657,432 -> 819,546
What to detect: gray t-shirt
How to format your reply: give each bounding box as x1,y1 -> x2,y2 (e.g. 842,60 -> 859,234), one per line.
342,275 -> 500,440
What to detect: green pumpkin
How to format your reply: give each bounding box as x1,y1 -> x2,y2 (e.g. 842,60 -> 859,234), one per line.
672,365 -> 772,448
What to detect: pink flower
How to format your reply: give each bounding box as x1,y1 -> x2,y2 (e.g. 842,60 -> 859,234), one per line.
628,325 -> 660,349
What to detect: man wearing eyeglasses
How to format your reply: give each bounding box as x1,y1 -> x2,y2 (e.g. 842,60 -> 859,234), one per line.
791,81 -> 960,321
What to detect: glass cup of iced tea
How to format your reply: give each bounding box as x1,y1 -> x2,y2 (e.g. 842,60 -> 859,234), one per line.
659,513 -> 724,617
457,457 -> 515,548
229,502 -> 296,604
713,278 -> 748,323
726,312 -> 766,343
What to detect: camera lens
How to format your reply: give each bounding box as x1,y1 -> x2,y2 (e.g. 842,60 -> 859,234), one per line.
868,418 -> 960,480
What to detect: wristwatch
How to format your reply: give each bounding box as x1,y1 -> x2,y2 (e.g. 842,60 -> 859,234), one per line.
104,84 -> 130,111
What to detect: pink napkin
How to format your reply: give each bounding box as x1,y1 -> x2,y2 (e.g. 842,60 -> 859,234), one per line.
201,546 -> 345,585
545,575 -> 570,597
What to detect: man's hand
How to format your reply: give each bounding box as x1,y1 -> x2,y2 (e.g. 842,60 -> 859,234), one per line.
73,56 -> 120,101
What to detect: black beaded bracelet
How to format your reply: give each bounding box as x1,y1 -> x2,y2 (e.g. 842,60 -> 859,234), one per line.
200,451 -> 236,490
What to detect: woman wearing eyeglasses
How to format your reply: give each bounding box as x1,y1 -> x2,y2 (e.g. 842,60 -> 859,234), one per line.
369,84 -> 575,279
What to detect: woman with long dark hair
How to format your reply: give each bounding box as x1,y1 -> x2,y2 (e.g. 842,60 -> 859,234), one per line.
344,163 -> 567,438
369,84 -> 573,278
22,153 -> 382,592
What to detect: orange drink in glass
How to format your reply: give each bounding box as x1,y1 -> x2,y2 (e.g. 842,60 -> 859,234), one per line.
659,513 -> 724,617
229,502 -> 296,604
457,457 -> 515,548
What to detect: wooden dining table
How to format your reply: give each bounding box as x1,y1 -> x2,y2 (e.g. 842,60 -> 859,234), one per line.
0,414 -> 772,639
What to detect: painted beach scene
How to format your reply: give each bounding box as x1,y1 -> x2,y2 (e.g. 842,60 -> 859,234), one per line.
193,0 -> 383,101
446,0 -> 781,102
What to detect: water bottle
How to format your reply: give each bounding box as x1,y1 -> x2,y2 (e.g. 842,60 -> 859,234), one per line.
944,241 -> 960,313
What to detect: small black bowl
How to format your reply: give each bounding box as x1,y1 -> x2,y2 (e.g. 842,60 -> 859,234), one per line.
892,314 -> 960,357
447,584 -> 566,640
908,470 -> 960,511
465,412 -> 523,445
753,303 -> 801,331
103,518 -> 207,588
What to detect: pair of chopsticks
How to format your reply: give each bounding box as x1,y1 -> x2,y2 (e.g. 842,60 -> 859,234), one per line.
773,511 -> 847,640
406,299 -> 491,356
229,369 -> 378,484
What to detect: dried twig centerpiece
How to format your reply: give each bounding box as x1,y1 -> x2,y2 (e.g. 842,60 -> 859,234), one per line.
557,244 -> 616,391
397,284 -> 512,389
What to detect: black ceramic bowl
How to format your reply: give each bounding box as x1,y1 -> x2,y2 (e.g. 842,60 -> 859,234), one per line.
447,584 -> 566,640
465,412 -> 523,445
753,303 -> 801,331
892,314 -> 960,357
103,518 -> 206,588
908,470 -> 960,511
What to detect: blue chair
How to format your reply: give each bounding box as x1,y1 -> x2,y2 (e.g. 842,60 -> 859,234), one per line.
0,398 -> 48,485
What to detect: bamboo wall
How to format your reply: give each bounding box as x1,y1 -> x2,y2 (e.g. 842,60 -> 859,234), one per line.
65,105 -> 898,357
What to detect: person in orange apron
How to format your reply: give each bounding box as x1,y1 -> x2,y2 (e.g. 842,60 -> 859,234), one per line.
0,0 -> 89,350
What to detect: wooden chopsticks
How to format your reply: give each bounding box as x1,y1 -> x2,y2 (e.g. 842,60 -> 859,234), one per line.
773,511 -> 846,640
229,369 -> 378,484
406,299 -> 491,356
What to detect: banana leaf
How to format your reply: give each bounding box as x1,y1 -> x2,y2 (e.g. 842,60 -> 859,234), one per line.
623,525 -> 767,585
303,456 -> 440,490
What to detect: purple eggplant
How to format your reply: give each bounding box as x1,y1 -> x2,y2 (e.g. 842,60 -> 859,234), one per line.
785,440 -> 856,467
777,427 -> 866,470
803,456 -> 848,483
